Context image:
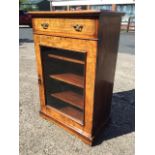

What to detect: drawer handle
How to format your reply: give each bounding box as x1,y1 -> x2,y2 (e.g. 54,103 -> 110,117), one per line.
73,24 -> 83,32
41,23 -> 49,29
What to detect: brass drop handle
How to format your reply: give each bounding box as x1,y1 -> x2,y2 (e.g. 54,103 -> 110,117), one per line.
41,23 -> 49,29
73,24 -> 83,32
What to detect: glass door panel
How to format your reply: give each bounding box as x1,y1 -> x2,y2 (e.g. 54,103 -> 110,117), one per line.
40,46 -> 86,124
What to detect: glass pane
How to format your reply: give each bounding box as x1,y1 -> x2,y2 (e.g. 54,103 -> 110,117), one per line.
40,46 -> 86,125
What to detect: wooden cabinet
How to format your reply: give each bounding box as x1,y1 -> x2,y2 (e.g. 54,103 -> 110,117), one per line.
30,10 -> 124,145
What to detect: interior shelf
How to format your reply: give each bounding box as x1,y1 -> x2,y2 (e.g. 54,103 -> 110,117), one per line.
48,54 -> 85,65
51,91 -> 84,110
50,105 -> 83,124
50,73 -> 84,88
60,106 -> 83,124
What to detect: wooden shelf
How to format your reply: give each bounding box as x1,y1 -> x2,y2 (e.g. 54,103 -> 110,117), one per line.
47,105 -> 83,124
51,91 -> 84,110
60,106 -> 83,124
50,73 -> 84,88
48,54 -> 85,65
46,105 -> 83,124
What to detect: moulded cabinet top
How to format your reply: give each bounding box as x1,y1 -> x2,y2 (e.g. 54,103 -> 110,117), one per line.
29,10 -> 124,18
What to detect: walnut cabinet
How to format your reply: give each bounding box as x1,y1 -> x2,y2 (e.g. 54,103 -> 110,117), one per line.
30,10 -> 124,145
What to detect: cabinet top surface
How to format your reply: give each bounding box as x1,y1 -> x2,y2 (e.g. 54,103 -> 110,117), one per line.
29,10 -> 124,18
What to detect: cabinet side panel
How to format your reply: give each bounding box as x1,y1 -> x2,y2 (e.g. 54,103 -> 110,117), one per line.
93,15 -> 122,135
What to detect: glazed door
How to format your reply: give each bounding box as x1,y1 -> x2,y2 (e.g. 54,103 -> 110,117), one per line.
40,46 -> 86,124
34,34 -> 97,132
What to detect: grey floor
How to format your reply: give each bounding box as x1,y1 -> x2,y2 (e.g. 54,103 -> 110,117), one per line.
19,27 -> 135,155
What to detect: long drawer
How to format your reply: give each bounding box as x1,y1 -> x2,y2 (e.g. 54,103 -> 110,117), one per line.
32,18 -> 98,40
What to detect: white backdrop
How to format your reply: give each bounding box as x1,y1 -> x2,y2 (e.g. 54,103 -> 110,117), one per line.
51,0 -> 135,6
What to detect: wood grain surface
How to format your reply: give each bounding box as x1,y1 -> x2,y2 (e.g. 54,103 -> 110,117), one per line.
32,11 -> 124,145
